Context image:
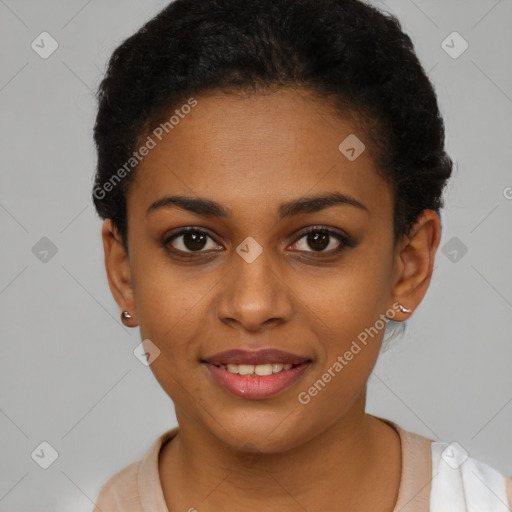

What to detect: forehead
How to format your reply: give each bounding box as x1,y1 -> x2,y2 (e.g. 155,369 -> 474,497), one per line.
127,89 -> 392,220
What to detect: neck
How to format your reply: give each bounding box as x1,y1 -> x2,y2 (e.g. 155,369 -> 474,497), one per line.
159,392 -> 401,511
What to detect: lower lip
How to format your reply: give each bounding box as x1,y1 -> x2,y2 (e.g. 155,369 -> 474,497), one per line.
203,362 -> 311,399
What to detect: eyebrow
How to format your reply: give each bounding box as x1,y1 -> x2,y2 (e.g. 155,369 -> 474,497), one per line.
146,192 -> 368,219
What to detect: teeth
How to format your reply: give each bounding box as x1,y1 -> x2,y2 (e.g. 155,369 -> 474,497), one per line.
219,363 -> 294,375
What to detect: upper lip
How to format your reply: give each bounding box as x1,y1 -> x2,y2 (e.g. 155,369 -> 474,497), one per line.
202,348 -> 311,366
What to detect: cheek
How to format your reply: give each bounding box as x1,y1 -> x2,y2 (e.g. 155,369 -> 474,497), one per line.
295,248 -> 392,386
299,252 -> 391,333
130,257 -> 234,379
131,243 -> 213,330
295,276 -> 387,420
132,264 -> 209,400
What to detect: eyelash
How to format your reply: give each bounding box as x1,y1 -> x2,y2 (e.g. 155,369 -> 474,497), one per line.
163,225 -> 355,258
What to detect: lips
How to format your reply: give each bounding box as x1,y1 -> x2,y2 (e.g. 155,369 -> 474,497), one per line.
201,348 -> 311,366
203,360 -> 311,399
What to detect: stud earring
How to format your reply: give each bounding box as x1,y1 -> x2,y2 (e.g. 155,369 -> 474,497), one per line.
398,304 -> 412,313
121,310 -> 133,321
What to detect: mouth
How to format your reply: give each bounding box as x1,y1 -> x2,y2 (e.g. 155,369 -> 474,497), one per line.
200,348 -> 312,399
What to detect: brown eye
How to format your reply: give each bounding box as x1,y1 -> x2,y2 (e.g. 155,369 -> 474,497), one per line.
290,227 -> 352,254
164,228 -> 221,253
304,231 -> 330,251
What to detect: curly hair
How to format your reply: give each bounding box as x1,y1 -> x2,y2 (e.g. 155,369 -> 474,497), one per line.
92,0 -> 453,254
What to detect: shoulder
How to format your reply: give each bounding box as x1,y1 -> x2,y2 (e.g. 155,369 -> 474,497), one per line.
376,416 -> 512,511
429,439 -> 512,511
93,427 -> 179,512
93,460 -> 142,512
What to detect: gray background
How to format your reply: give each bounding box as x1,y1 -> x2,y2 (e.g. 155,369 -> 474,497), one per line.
0,0 -> 511,510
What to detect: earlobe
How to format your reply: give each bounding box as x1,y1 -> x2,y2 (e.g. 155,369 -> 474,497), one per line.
390,210 -> 441,318
101,219 -> 137,325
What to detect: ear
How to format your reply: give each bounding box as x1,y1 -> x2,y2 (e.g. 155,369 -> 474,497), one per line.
390,209 -> 441,317
101,219 -> 137,324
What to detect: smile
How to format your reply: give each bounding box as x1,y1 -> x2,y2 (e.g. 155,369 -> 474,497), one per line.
202,361 -> 311,399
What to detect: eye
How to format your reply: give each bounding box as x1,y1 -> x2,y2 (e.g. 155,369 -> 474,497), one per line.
289,226 -> 352,255
163,227 -> 222,254
163,225 -> 354,258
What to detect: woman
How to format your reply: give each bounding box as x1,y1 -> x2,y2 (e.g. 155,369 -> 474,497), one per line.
92,0 -> 512,510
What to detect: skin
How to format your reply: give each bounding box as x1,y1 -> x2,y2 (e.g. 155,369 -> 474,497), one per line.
101,88 -> 441,511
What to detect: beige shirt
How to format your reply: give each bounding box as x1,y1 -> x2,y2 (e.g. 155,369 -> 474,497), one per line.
93,418 -> 512,512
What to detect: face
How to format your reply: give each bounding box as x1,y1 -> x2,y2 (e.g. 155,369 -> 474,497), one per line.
103,88 -> 436,453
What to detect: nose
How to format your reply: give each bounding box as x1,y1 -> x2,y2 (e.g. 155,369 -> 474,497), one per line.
216,245 -> 294,332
